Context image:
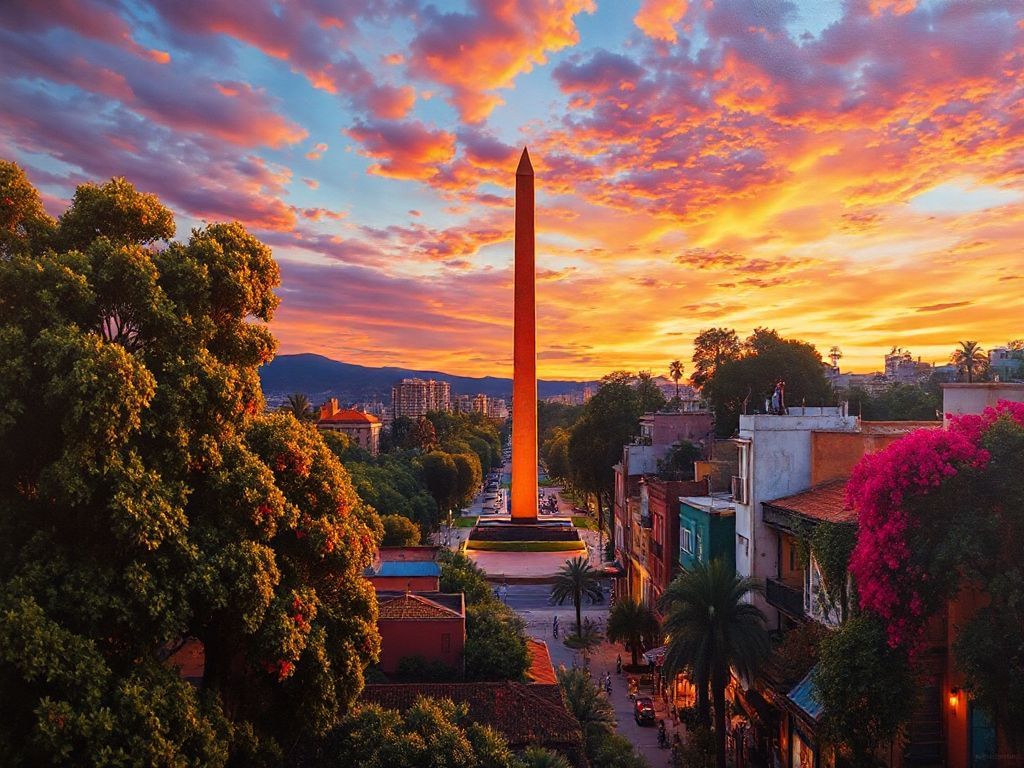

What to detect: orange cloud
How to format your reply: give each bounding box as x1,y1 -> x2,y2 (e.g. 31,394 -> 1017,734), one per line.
408,0 -> 595,123
347,119 -> 456,180
634,0 -> 688,42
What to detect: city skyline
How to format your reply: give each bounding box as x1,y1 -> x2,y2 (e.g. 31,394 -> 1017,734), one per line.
3,1 -> 1023,378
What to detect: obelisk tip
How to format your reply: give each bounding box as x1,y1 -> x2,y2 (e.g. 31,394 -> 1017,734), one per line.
516,146 -> 533,176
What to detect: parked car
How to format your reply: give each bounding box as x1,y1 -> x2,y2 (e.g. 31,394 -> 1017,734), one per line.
633,697 -> 656,726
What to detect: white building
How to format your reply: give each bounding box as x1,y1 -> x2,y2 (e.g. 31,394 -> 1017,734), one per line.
391,378 -> 451,420
731,407 -> 857,618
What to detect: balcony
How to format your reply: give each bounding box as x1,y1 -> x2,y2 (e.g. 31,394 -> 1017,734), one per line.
766,578 -> 804,618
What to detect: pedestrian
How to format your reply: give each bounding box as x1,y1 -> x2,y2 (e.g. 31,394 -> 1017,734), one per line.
552,615 -> 559,638
616,654 -> 622,674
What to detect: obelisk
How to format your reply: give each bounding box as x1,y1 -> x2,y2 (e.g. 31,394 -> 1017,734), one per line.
511,147 -> 538,523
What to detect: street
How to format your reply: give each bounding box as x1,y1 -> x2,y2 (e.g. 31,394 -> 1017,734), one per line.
508,583 -> 679,767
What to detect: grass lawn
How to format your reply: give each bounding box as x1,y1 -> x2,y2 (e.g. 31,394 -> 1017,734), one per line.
572,516 -> 597,530
465,540 -> 587,552
454,516 -> 478,528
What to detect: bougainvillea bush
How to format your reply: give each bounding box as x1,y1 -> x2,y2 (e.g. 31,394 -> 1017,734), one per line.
841,400 -> 1024,745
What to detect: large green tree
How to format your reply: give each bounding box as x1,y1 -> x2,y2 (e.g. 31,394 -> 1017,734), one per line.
0,166 -> 381,764
703,328 -> 833,435
690,328 -> 740,391
0,160 -> 55,257
659,560 -> 771,768
567,374 -> 650,542
313,697 -> 520,768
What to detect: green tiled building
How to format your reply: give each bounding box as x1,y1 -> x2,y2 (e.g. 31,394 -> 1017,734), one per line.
678,496 -> 735,572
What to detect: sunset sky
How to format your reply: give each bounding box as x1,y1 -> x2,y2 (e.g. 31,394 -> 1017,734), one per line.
2,0 -> 1022,379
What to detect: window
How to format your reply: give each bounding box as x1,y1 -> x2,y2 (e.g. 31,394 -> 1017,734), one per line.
682,526 -> 693,555
696,529 -> 703,561
441,633 -> 451,653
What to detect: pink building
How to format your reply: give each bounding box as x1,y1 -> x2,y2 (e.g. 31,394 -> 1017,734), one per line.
639,411 -> 715,447
375,591 -> 465,675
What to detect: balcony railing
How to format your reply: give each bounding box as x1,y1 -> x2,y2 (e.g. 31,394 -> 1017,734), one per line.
766,578 -> 804,618
731,475 -> 748,504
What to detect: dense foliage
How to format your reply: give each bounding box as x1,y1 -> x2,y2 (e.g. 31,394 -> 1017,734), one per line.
814,615 -> 916,767
380,514 -> 421,546
0,164 -> 381,764
438,550 -> 529,682
841,382 -> 941,421
695,327 -> 833,435
312,698 -> 521,768
567,372 -> 665,533
837,402 -> 1024,748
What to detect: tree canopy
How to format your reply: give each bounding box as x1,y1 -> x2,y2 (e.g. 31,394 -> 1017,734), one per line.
0,165 -> 381,764
700,327 -> 833,435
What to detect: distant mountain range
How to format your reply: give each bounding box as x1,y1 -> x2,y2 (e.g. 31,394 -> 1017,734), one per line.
259,353 -> 597,406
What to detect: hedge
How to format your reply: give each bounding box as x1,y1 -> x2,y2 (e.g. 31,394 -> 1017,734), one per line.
464,540 -> 587,552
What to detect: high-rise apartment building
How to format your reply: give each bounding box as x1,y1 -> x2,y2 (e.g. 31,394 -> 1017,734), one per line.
391,378 -> 451,420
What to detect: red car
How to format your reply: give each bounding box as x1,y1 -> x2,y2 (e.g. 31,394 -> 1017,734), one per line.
633,697 -> 656,726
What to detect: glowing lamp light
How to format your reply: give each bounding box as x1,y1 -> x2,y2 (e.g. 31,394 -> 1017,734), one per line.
949,687 -> 960,710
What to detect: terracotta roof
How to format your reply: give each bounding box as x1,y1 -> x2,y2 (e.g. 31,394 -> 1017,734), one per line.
361,681 -> 585,764
378,592 -> 463,620
319,408 -> 380,424
525,638 -> 558,685
763,479 -> 856,525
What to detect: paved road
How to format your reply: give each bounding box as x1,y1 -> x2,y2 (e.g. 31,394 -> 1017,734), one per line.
506,584 -> 679,768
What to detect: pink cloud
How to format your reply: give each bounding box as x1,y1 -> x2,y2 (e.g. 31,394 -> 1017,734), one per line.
4,0 -> 170,62
149,0 -> 414,119
346,119 -> 456,180
0,30 -> 305,148
408,0 -> 595,123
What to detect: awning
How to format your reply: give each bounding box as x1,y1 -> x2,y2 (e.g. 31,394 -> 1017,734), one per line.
643,645 -> 668,665
787,667 -> 824,722
603,561 -> 626,577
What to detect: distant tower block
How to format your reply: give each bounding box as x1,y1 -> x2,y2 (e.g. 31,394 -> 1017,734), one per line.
511,148 -> 538,523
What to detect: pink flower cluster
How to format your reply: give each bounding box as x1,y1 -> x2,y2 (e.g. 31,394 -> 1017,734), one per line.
846,401 -> 1024,647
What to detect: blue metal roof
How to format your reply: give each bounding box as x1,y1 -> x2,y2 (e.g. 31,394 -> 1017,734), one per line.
367,561 -> 440,578
787,668 -> 824,721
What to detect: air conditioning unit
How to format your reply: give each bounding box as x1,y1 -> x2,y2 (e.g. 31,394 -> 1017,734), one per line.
731,475 -> 748,504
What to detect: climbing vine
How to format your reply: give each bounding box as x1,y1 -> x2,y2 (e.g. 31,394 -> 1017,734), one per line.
840,400 -> 1024,745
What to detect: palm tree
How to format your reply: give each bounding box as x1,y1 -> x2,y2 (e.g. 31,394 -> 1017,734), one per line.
550,556 -> 604,635
606,597 -> 659,668
564,617 -> 603,667
284,392 -> 312,420
659,560 -> 771,768
557,666 -> 615,751
951,340 -> 987,383
669,360 -> 684,401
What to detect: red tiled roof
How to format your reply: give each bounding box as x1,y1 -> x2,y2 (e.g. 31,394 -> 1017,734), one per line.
763,478 -> 856,524
361,681 -> 585,763
525,638 -> 557,685
378,593 -> 463,620
319,408 -> 379,424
